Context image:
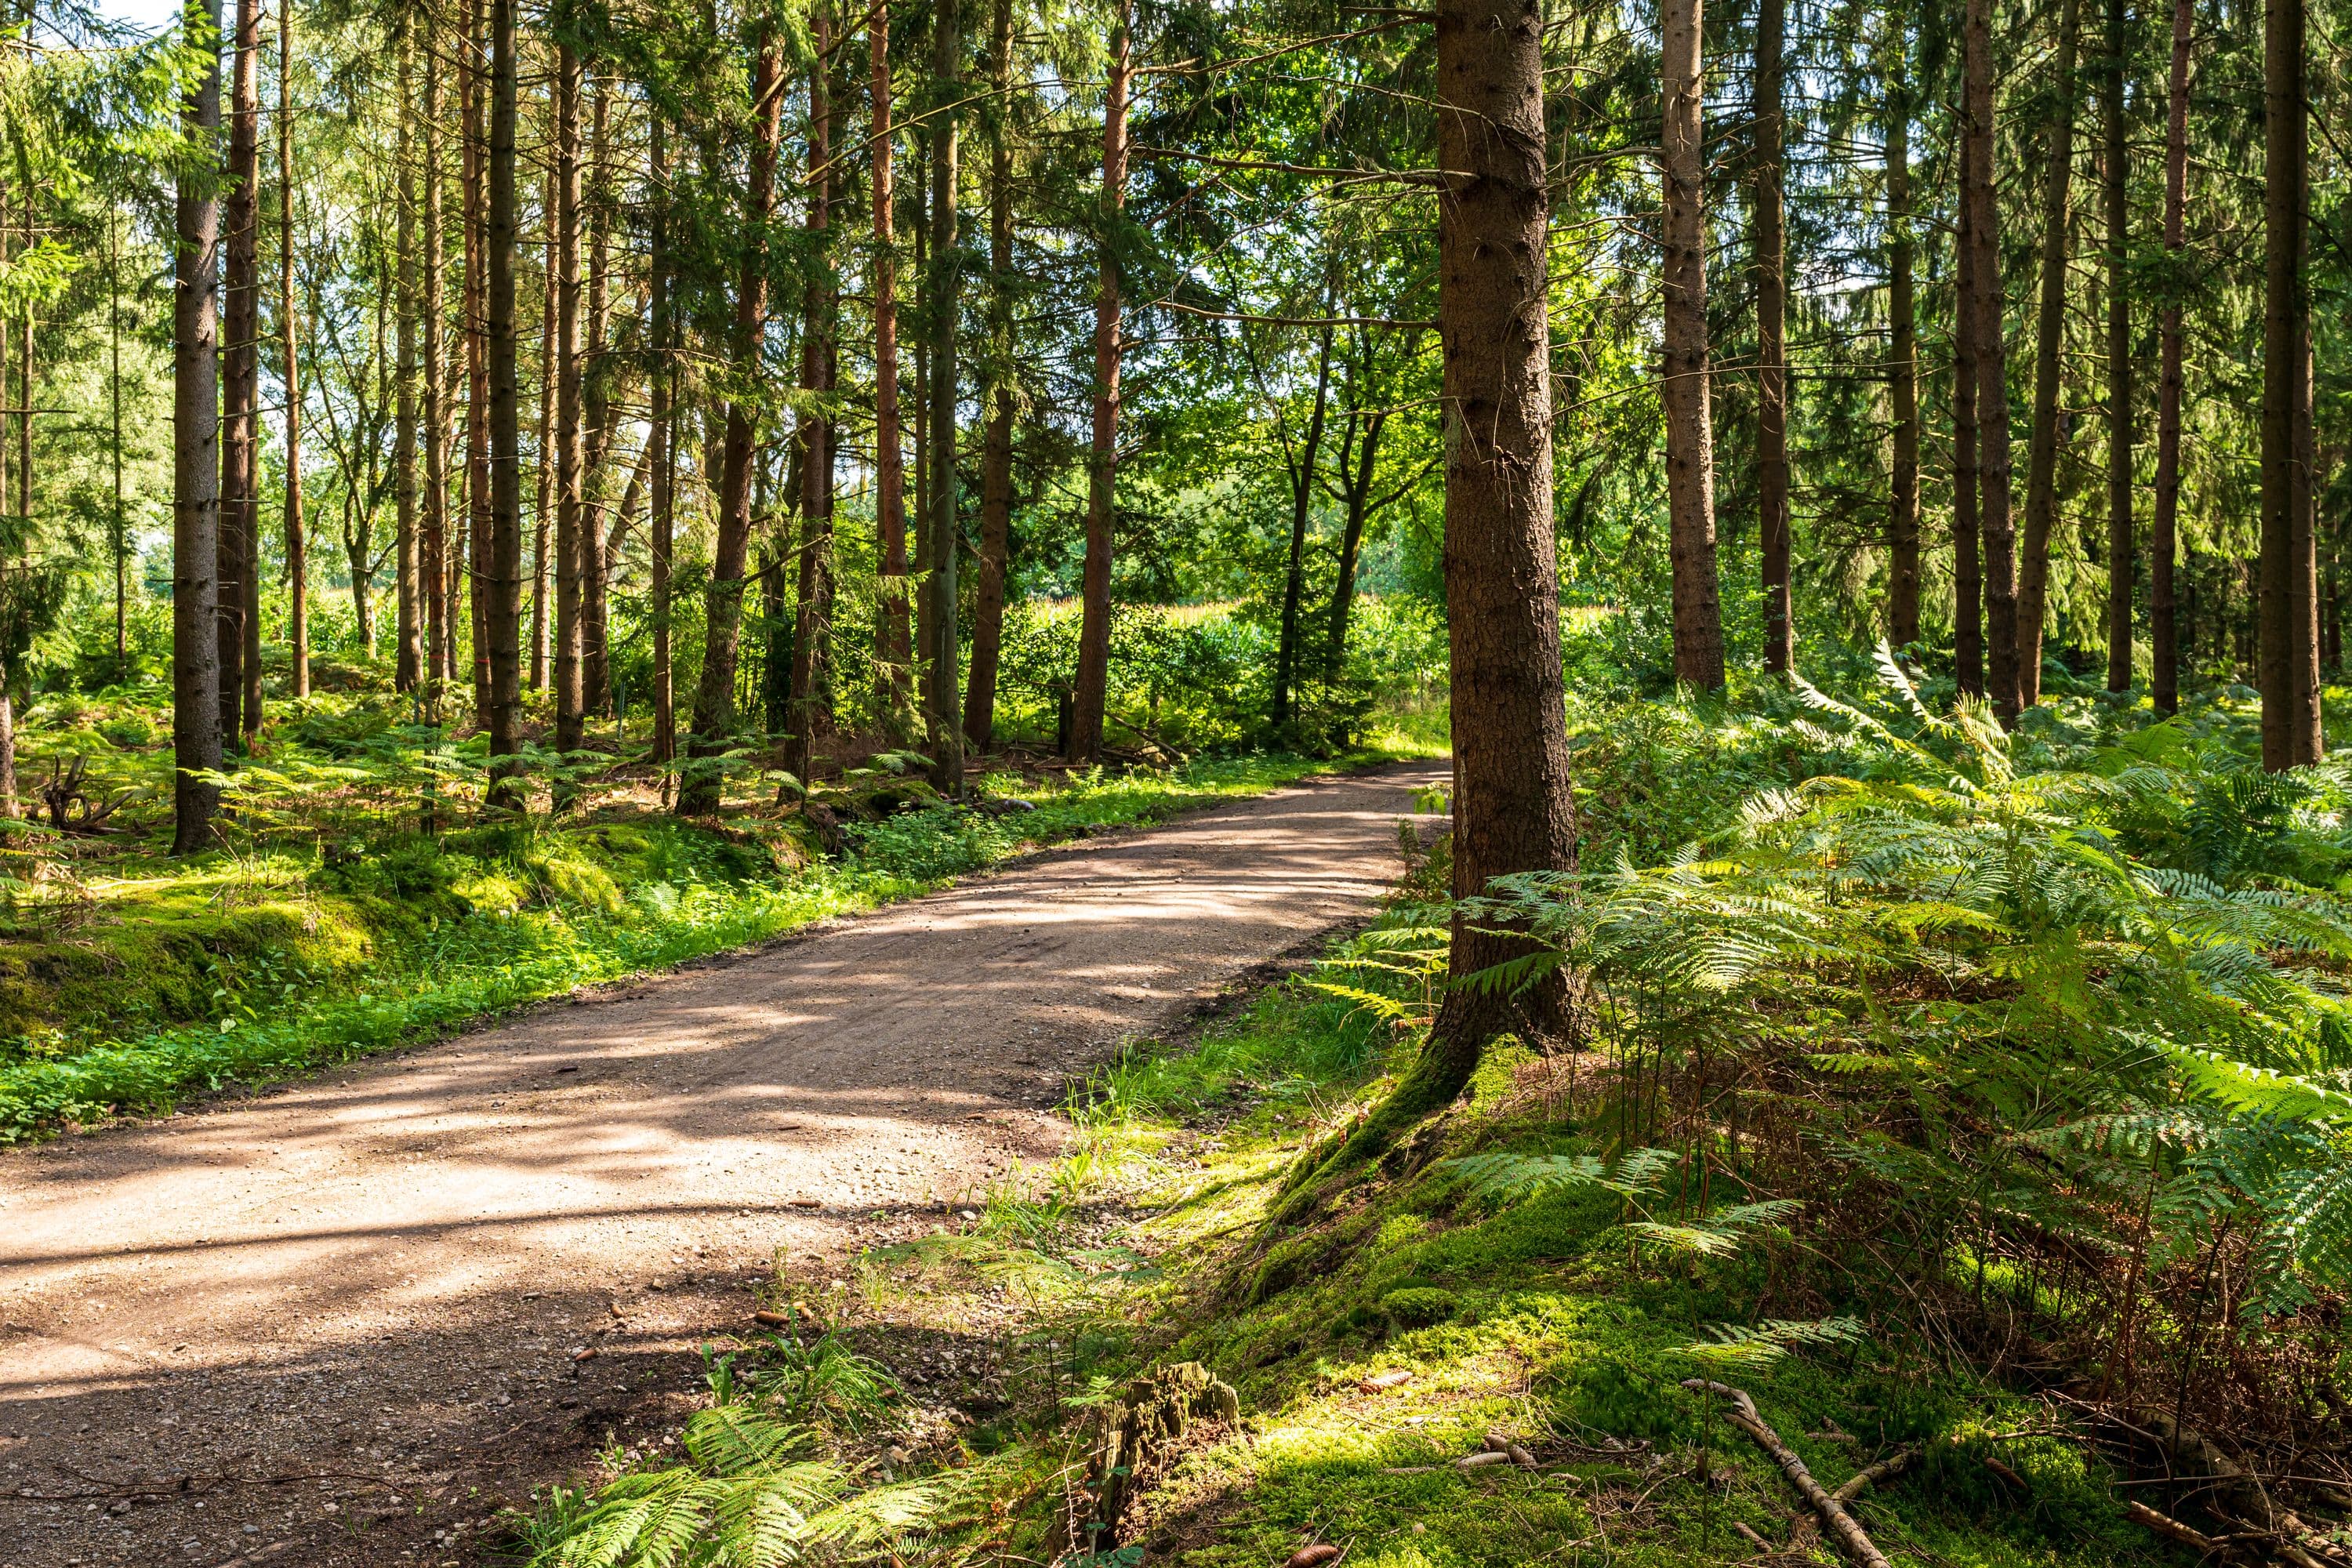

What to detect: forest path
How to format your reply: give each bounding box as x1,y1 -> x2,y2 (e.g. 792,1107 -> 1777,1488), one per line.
0,762 -> 1443,1568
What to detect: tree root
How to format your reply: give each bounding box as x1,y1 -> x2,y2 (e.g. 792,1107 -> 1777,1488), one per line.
1683,1380 -> 1893,1568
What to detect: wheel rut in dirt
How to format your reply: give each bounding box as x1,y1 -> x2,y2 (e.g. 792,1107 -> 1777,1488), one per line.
0,762 -> 1445,1567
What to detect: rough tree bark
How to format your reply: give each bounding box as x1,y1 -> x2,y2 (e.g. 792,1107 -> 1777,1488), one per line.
1069,0 -> 1131,761
532,151 -> 554,691
553,43 -> 584,762
2016,0 -> 2080,710
1965,0 -> 2021,721
1953,125 -> 1984,695
1885,45 -> 1920,649
1271,327 -> 1334,732
677,33 -> 785,816
281,0 -> 307,699
925,0 -> 963,793
2103,0 -> 2132,693
648,113 -> 677,767
962,0 -> 1016,751
782,24 -> 832,783
464,0 -> 492,728
2258,0 -> 2318,767
2151,0 -> 2188,714
220,0 -> 259,746
173,0 -> 224,853
1661,0 -> 1723,688
394,31 -> 421,694
579,81 -> 612,717
484,0 -> 523,805
872,2 -> 912,722
1755,0 -> 1791,673
422,41 -> 448,696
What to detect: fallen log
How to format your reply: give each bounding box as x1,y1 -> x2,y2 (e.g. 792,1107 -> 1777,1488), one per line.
1682,1379 -> 1893,1568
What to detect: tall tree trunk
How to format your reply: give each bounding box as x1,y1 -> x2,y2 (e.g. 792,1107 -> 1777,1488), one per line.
553,43 -> 584,761
1326,387 -> 1388,681
2016,0 -> 2081,709
872,3 -> 912,720
220,0 -> 259,745
2258,0 -> 2318,767
422,41 -> 448,698
2102,0 -> 2132,693
1382,0 -> 1577,1141
281,0 -> 306,699
677,32 -> 785,816
532,150 -> 555,690
465,0 -> 492,727
1965,0 -> 2021,721
484,0 -> 523,804
580,79 -> 612,716
394,29 -> 420,693
1661,0 -> 1723,688
1954,122 -> 1984,695
2151,0 -> 2188,714
1754,0 -> 1791,673
1886,47 -> 1920,650
925,0 -> 964,793
962,0 -> 1014,751
1271,327 -> 1334,731
174,0 -> 224,853
1068,0 -> 1129,762
649,114 -> 677,766
784,25 -> 831,782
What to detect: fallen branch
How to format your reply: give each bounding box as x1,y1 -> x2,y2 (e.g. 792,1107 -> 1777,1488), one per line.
2123,1501 -> 2220,1555
1831,1447 -> 1919,1506
1683,1380 -> 1893,1568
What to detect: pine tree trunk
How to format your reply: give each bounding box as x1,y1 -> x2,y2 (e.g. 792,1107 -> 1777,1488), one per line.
785,27 -> 833,782
872,3 -> 913,721
2016,0 -> 2080,709
1754,0 -> 1791,673
678,33 -> 785,815
174,0 -> 225,854
1965,0 -> 2021,721
1272,329 -> 1334,731
1661,0 -> 1723,688
464,0 -> 492,728
532,149 -> 555,691
1069,0 -> 1129,762
394,30 -> 421,694
1325,392 -> 1386,684
1397,0 -> 1578,1132
484,0 -> 523,804
1953,123 -> 1984,695
281,0 -> 306,699
220,0 -> 260,745
2102,0 -> 2132,693
1886,52 -> 1920,650
649,113 -> 677,766
580,80 -> 612,717
962,0 -> 1014,752
2151,0 -> 2188,714
925,0 -> 964,793
553,44 -> 585,760
422,43 -> 448,699
2258,0 -> 2318,768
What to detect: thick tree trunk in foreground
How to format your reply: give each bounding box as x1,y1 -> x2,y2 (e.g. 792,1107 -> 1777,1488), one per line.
964,0 -> 1017,752
220,0 -> 259,746
174,0 -> 224,854
1660,0 -> 1723,688
483,0 -> 522,805
1954,127 -> 1984,696
872,4 -> 912,723
925,0 -> 964,793
1965,0 -> 2021,721
1069,1 -> 1130,762
1382,0 -> 1577,1132
1754,0 -> 1791,673
2017,0 -> 2081,710
1886,59 -> 1920,649
678,34 -> 784,815
2258,0 -> 2319,768
2103,0 -> 2132,693
2151,0 -> 2189,714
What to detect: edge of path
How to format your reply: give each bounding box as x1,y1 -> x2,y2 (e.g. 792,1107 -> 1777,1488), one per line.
11,753 -> 1447,1149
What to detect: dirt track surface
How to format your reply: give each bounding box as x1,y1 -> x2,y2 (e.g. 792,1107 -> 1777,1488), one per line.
0,764 -> 1443,1567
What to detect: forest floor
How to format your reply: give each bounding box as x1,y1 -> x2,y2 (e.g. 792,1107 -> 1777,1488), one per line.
0,760 -> 1448,1568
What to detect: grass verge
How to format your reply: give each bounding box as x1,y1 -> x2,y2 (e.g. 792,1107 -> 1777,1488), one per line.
0,749 -> 1417,1140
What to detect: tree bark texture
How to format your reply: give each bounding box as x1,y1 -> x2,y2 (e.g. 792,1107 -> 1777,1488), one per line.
1755,0 -> 1791,673
2151,0 -> 2188,713
1965,0 -> 2021,721
963,0 -> 1016,751
484,0 -> 523,805
2259,0 -> 2319,767
925,0 -> 964,793
2017,0 -> 2080,709
220,0 -> 259,744
1886,53 -> 1920,649
872,4 -> 912,722
1661,0 -> 1723,688
2103,0 -> 2132,693
554,44 -> 585,759
1953,124 -> 1984,695
174,0 -> 224,853
1069,0 -> 1130,761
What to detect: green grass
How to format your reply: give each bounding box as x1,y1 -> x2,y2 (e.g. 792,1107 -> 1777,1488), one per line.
833,923 -> 2185,1568
0,749 -> 1410,1140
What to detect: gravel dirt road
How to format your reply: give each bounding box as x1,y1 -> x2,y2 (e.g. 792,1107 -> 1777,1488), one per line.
0,764 -> 1443,1568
